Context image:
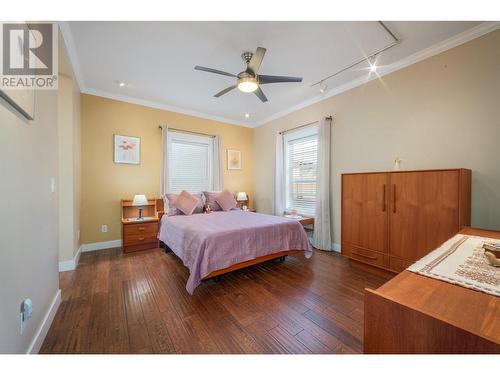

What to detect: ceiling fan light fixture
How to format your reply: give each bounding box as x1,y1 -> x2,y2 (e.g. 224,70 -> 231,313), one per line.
237,76 -> 258,93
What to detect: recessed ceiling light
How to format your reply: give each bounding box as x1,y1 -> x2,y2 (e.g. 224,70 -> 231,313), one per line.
117,81 -> 126,87
370,64 -> 377,72
244,113 -> 250,119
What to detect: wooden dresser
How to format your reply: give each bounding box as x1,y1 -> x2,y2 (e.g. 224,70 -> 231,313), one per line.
364,227 -> 500,353
341,169 -> 471,272
121,198 -> 163,253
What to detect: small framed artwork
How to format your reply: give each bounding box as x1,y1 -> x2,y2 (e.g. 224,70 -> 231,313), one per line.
114,135 -> 140,164
227,149 -> 241,170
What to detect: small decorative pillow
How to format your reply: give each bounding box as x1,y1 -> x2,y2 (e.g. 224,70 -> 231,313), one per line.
202,191 -> 223,211
173,190 -> 199,216
165,192 -> 204,216
216,190 -> 238,211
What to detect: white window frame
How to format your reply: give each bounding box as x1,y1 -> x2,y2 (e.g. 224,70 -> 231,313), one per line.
283,123 -> 319,217
168,131 -> 214,193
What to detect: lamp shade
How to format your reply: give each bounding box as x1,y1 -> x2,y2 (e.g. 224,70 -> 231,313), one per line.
236,192 -> 248,201
132,194 -> 148,206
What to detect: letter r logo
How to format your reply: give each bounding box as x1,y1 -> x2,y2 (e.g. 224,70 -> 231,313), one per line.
3,23 -> 52,75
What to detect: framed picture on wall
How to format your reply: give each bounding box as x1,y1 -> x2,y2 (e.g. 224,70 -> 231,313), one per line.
227,149 -> 241,170
114,134 -> 140,164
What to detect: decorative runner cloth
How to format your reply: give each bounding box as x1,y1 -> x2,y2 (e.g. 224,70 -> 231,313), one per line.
407,234 -> 500,297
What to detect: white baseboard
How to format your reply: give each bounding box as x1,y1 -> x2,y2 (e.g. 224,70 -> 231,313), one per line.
27,289 -> 61,354
81,239 -> 122,252
58,245 -> 82,272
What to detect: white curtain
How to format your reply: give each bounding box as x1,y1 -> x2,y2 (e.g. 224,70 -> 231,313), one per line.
160,125 -> 170,199
313,118 -> 332,251
274,132 -> 285,216
213,135 -> 223,191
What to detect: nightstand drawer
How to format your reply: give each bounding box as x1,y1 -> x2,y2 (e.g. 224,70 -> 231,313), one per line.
123,232 -> 158,246
123,222 -> 158,236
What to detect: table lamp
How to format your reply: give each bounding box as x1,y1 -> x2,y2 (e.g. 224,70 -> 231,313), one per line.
236,192 -> 248,209
132,194 -> 148,220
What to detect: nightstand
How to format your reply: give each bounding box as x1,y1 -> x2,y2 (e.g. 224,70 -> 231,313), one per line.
298,217 -> 314,228
285,216 -> 314,232
121,198 -> 161,253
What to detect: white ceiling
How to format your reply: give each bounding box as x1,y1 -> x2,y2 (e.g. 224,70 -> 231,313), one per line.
63,21 -> 495,127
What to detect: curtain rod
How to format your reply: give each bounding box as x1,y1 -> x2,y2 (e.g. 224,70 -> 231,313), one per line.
158,125 -> 216,138
279,116 -> 332,135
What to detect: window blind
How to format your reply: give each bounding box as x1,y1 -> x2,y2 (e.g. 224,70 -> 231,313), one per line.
285,133 -> 318,216
168,133 -> 213,194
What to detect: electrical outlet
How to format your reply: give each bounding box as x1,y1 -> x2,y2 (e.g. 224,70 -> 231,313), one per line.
20,298 -> 33,334
101,224 -> 108,233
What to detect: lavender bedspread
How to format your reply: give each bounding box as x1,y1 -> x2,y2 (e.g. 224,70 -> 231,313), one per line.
158,210 -> 313,294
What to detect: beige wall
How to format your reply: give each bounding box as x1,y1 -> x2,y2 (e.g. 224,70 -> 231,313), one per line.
0,90 -> 59,352
81,94 -> 254,244
253,30 -> 500,246
57,34 -> 81,263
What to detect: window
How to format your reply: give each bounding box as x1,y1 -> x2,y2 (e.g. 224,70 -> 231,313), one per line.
284,125 -> 318,216
168,131 -> 213,193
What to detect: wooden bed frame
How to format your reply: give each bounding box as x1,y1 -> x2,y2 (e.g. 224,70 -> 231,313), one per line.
201,250 -> 302,280
160,242 -> 302,280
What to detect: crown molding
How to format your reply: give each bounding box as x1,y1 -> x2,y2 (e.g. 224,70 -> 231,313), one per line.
82,87 -> 252,128
58,21 -> 85,92
254,21 -> 500,127
57,21 -> 251,128
57,21 -> 500,129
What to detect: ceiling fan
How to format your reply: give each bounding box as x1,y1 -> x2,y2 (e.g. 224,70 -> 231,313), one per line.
194,47 -> 303,102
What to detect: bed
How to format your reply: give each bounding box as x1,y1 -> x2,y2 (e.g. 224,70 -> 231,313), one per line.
158,210 -> 313,294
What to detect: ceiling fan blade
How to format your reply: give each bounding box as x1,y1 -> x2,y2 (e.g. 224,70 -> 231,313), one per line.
254,86 -> 268,102
194,65 -> 236,78
258,75 -> 303,84
248,47 -> 266,74
214,85 -> 237,97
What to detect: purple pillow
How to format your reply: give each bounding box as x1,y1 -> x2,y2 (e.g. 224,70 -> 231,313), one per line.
173,190 -> 199,216
202,191 -> 223,211
216,190 -> 237,211
165,192 -> 204,216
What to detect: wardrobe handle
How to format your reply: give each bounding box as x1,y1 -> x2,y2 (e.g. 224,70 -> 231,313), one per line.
382,184 -> 386,212
392,184 -> 396,213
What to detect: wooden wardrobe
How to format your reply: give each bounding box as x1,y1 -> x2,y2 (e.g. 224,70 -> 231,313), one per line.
341,169 -> 471,272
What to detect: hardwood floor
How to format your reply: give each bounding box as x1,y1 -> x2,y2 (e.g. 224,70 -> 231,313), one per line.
40,247 -> 393,354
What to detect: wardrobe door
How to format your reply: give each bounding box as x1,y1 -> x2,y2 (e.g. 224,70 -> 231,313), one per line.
388,170 -> 460,262
342,173 -> 389,254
